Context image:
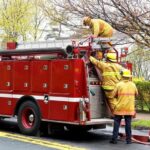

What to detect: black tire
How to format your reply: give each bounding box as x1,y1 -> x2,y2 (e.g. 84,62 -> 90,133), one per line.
17,101 -> 41,136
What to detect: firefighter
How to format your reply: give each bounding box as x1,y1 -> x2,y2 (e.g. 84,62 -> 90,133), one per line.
83,16 -> 113,37
89,52 -> 124,114
83,16 -> 114,52
110,69 -> 138,144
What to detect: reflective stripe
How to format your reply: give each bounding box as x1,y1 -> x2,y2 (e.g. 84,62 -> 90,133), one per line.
99,22 -> 105,34
114,110 -> 135,115
102,72 -> 120,76
0,93 -> 89,102
118,93 -> 135,96
107,29 -> 113,37
102,85 -> 114,90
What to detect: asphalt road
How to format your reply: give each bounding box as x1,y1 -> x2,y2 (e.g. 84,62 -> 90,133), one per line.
0,118 -> 149,150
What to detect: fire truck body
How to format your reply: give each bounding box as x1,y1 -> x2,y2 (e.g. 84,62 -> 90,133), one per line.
0,38 -> 129,135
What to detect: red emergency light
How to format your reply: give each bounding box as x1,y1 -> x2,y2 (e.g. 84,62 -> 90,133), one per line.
7,42 -> 17,50
121,47 -> 128,57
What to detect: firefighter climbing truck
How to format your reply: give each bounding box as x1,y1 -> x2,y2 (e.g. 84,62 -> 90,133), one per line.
0,37 -> 131,135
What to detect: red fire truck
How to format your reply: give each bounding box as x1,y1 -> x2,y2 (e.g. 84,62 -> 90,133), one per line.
0,37 -> 131,135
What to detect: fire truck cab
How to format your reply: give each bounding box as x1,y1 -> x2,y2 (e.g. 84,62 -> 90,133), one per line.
0,37 -> 130,135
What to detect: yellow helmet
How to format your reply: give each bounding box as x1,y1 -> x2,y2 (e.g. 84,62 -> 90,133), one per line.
121,69 -> 132,77
106,53 -> 117,62
83,16 -> 92,26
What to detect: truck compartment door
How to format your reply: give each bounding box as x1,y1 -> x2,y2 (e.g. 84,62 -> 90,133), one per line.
0,62 -> 12,115
13,61 -> 30,91
31,60 -> 49,93
49,60 -> 73,121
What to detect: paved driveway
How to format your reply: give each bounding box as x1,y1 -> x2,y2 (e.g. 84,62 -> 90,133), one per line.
0,118 -> 149,150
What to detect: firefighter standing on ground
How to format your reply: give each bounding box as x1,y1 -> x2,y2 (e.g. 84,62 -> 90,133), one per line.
89,52 -> 124,114
110,69 -> 138,144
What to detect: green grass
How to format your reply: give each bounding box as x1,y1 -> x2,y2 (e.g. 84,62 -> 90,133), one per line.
132,120 -> 150,129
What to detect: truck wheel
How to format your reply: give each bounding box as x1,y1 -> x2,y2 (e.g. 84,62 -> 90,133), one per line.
17,101 -> 41,136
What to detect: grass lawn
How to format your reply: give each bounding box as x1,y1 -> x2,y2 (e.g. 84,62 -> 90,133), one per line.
132,120 -> 150,129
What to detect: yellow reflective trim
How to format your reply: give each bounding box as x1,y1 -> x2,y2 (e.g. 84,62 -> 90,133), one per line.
114,111 -> 135,116
118,93 -> 135,96
102,85 -> 114,90
99,22 -> 105,34
102,72 -> 120,76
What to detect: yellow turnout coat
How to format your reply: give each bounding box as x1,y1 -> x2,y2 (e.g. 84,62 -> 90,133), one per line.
89,56 -> 123,90
89,56 -> 123,110
90,19 -> 113,37
113,80 -> 138,116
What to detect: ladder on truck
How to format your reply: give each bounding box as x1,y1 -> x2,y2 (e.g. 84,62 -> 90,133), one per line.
10,39 -> 73,50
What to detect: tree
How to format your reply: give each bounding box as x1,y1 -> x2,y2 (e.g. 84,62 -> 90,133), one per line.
127,45 -> 150,80
39,0 -> 77,38
29,0 -> 46,41
0,0 -> 33,42
51,0 -> 150,48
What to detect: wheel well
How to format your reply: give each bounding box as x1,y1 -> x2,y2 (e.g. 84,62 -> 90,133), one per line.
14,96 -> 40,116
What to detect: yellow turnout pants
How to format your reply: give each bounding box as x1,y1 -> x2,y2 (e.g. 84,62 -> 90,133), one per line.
104,90 -> 117,114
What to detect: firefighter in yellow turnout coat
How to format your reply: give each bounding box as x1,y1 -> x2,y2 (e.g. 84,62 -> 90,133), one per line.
83,16 -> 113,37
83,16 -> 114,54
110,69 -> 138,144
113,71 -> 138,116
89,53 -> 124,113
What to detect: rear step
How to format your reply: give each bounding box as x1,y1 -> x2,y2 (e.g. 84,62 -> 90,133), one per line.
85,118 -> 113,125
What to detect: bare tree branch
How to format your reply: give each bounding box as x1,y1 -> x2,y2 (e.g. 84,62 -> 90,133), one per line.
49,0 -> 150,48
